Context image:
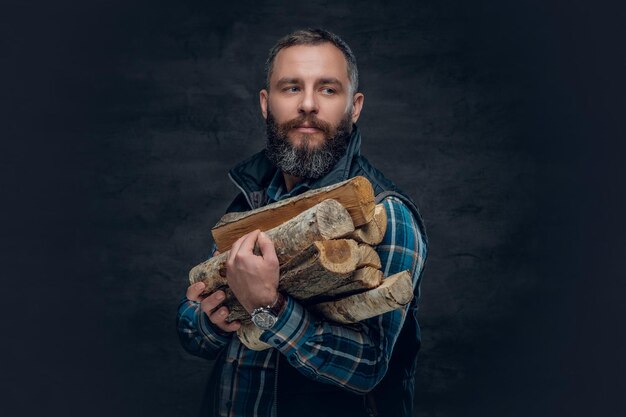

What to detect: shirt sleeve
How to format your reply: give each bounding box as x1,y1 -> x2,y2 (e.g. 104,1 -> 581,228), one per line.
176,243 -> 233,360
176,297 -> 233,360
259,196 -> 428,393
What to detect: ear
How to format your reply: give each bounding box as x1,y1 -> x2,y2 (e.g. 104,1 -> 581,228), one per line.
350,93 -> 364,123
259,89 -> 269,120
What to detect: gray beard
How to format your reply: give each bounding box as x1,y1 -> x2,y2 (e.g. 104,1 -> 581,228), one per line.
265,111 -> 352,180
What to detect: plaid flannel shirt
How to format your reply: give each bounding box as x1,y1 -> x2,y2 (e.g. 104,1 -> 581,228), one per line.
177,175 -> 427,417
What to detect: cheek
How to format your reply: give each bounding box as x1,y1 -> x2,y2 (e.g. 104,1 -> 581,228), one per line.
323,101 -> 351,124
268,97 -> 297,121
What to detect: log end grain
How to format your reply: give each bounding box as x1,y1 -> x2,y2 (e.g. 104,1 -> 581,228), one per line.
348,204 -> 387,245
356,244 -> 382,269
316,239 -> 360,274
377,270 -> 414,306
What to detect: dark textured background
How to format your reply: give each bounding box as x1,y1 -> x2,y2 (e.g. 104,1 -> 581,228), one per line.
2,1 -> 625,416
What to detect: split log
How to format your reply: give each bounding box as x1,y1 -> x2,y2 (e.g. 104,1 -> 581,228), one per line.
188,199 -> 355,294
226,239 -> 362,322
236,270 -> 414,351
348,204 -> 387,245
278,239 -> 360,301
311,270 -> 414,324
279,239 -> 359,276
212,176 -> 375,251
323,267 -> 383,298
356,244 -> 381,269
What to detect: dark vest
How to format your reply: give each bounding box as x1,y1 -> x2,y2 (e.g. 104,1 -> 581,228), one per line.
207,127 -> 428,417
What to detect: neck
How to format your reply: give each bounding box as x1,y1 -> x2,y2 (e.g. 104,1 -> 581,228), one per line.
282,172 -> 302,192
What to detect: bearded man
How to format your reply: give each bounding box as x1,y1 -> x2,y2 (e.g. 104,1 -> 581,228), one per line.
177,29 -> 428,417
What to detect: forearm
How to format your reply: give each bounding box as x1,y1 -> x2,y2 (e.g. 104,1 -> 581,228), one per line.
260,296 -> 405,393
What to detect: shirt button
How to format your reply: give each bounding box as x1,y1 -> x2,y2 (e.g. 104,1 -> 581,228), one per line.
273,338 -> 280,344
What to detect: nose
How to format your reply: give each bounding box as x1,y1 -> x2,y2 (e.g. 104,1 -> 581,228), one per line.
298,88 -> 318,115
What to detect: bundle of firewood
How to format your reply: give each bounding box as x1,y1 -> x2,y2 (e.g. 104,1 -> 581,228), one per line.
188,177 -> 413,350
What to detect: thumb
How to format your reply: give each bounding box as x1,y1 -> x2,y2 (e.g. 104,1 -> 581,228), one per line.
257,232 -> 278,263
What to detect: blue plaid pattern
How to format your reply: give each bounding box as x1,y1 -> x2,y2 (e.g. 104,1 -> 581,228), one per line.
265,168 -> 312,202
177,194 -> 427,417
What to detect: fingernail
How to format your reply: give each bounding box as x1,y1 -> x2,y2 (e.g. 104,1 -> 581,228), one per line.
196,282 -> 205,288
215,291 -> 225,300
220,309 -> 227,316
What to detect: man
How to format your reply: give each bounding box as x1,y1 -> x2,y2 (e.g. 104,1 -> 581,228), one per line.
177,29 -> 428,417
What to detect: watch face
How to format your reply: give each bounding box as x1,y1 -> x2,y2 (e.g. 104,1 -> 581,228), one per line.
252,311 -> 277,329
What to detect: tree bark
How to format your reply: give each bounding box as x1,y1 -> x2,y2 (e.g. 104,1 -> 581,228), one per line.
225,239 -> 362,322
188,199 -> 355,294
278,239 -> 360,301
212,176 -> 375,251
235,270 -> 414,351
322,266 -> 383,298
311,270 -> 414,324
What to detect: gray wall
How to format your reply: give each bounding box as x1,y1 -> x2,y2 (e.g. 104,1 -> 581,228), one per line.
3,1 -> 625,416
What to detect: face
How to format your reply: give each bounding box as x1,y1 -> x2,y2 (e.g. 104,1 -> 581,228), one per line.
260,43 -> 364,179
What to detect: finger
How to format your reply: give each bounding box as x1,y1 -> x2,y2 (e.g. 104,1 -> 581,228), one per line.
199,290 -> 226,314
186,282 -> 206,302
228,233 -> 249,263
236,229 -> 261,257
209,306 -> 229,323
220,320 -> 241,332
257,231 -> 278,264
209,307 -> 242,332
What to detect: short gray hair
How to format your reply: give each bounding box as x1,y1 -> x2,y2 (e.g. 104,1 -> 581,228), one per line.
264,28 -> 359,95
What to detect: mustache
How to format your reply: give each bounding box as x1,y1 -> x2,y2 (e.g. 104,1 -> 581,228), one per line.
279,115 -> 333,134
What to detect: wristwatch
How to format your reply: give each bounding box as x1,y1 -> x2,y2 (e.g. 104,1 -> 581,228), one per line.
250,292 -> 286,330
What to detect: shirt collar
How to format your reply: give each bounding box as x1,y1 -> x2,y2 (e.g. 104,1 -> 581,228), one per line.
266,169 -> 313,203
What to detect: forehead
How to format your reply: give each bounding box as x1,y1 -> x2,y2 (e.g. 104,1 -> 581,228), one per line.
270,43 -> 349,84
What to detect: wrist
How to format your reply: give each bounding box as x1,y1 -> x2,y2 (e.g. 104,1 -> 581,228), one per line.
247,288 -> 278,313
270,292 -> 286,315
250,292 -> 286,330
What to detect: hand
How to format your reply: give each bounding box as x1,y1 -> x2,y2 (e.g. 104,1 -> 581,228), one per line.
226,229 -> 280,313
186,281 -> 241,333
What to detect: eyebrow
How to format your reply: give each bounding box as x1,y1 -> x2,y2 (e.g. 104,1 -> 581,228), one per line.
274,77 -> 344,88
275,77 -> 301,87
318,78 -> 343,87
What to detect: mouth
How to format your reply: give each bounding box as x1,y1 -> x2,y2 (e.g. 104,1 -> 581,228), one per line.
293,125 -> 322,134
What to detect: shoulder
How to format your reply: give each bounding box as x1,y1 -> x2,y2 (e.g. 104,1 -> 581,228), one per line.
224,192 -> 250,214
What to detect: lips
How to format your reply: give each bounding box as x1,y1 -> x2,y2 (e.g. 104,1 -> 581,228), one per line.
294,125 -> 321,132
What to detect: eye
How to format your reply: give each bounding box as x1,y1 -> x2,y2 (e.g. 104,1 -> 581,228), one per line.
321,87 -> 336,95
283,86 -> 300,93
